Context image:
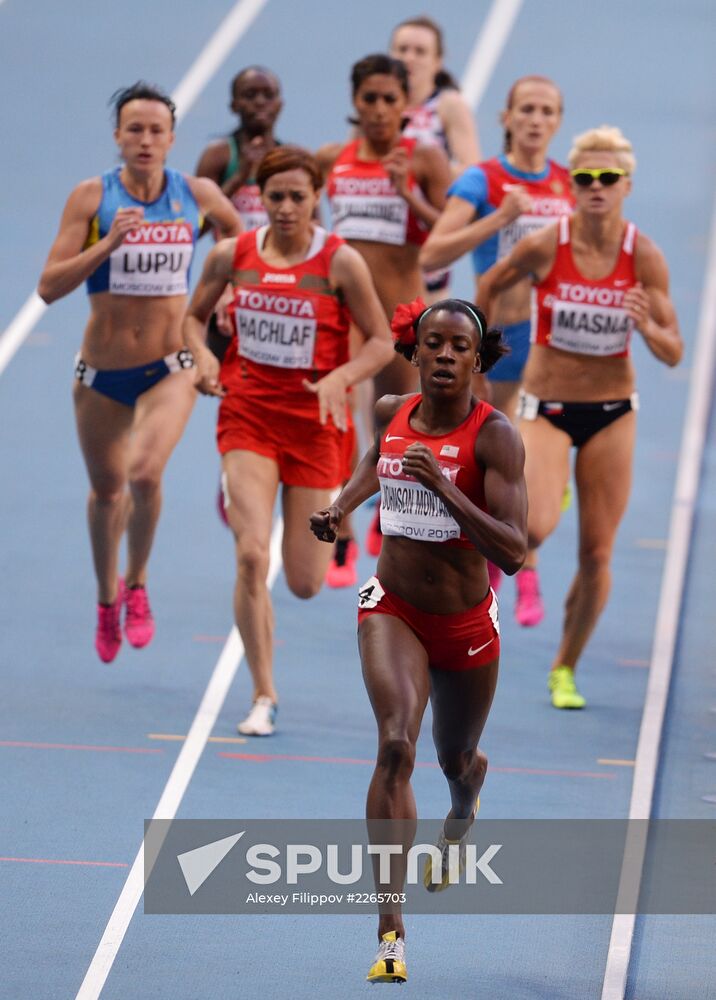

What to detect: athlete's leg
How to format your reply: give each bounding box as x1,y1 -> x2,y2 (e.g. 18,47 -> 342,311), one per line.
223,449 -> 280,701
281,484 -> 335,598
430,657 -> 499,841
124,370 -> 196,586
73,382 -> 134,604
553,411 -> 636,671
359,614 -> 430,940
520,415 -> 572,553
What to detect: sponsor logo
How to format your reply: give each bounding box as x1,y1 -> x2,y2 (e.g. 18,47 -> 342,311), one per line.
234,289 -> 315,317
385,434 -> 405,442
468,638 -> 494,657
333,176 -> 397,196
556,282 -> 626,307
602,402 -> 623,411
124,222 -> 193,244
263,273 -> 297,284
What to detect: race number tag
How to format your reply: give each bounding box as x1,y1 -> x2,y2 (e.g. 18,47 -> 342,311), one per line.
331,176 -> 409,246
109,221 -> 193,296
358,575 -> 385,610
233,288 -> 318,369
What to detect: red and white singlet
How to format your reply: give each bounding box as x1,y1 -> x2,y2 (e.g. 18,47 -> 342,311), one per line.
326,138 -> 429,247
532,216 -> 638,357
222,226 -> 351,398
377,395 -> 493,548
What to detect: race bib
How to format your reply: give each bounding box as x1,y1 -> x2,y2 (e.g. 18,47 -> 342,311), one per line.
109,221 -> 193,296
377,452 -> 461,543
233,289 -> 317,369
358,575 -> 386,610
331,194 -> 408,246
549,301 -> 632,356
497,213 -> 550,261
232,184 -> 269,231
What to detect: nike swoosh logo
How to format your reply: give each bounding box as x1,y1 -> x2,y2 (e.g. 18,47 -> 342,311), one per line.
385,434 -> 405,442
614,279 -> 629,286
602,402 -> 622,411
468,638 -> 494,656
332,164 -> 353,173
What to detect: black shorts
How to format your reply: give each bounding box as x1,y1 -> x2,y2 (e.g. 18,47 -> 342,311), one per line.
517,391 -> 639,448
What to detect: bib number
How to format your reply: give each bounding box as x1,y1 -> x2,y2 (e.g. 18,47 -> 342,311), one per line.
358,575 -> 385,610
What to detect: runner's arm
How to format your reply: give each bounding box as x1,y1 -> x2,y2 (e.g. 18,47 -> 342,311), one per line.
628,235 -> 682,366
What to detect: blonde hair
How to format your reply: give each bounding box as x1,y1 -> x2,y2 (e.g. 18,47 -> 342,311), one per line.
568,125 -> 636,175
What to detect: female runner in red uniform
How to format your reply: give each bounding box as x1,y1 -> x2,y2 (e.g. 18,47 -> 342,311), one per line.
318,53 -> 451,561
478,126 -> 682,709
38,82 -> 240,664
310,297 -> 527,982
183,146 -> 392,736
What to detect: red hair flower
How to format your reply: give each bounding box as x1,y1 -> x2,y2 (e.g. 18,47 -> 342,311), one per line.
390,297 -> 428,347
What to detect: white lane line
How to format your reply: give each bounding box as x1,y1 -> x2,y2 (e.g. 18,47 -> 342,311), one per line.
601,192 -> 716,1000
0,0 -> 269,378
75,517 -> 283,1000
460,0 -> 524,109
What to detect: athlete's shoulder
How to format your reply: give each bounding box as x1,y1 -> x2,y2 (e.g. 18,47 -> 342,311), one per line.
375,392 -> 414,427
477,406 -> 525,462
316,141 -> 348,178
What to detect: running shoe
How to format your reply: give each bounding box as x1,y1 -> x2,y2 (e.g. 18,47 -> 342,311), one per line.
561,481 -> 573,512
237,696 -> 278,736
366,931 -> 407,984
548,666 -> 586,709
487,561 -> 503,594
326,538 -> 359,588
95,582 -> 124,663
124,584 -> 155,648
423,796 -> 480,893
514,567 -> 544,627
365,509 -> 382,557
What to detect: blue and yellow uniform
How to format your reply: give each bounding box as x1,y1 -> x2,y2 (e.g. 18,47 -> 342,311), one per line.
77,168 -> 199,405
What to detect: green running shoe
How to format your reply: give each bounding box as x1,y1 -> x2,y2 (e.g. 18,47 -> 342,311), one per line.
423,796 -> 480,892
549,666 -> 586,709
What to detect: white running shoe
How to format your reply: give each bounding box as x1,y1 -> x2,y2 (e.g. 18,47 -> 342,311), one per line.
237,696 -> 277,736
366,930 -> 407,984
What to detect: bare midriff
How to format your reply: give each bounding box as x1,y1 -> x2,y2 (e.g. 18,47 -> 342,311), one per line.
349,240 -> 424,317
81,292 -> 189,368
522,343 -> 635,401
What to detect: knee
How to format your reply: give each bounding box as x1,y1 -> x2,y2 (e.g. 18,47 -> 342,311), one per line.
91,483 -> 125,507
129,464 -> 161,501
438,747 -> 487,785
376,737 -> 416,783
579,544 -> 612,577
236,545 -> 271,591
284,568 -> 322,601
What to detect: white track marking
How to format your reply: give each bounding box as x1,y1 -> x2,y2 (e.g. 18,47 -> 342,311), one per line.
75,518 -> 283,1000
601,193 -> 716,999
460,0 -> 524,109
0,0 -> 269,378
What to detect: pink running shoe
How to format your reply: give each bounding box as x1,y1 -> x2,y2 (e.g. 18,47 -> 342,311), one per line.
326,538 -> 359,588
216,472 -> 230,528
95,584 -> 124,663
365,509 -> 382,557
124,584 -> 155,648
515,568 -> 544,627
487,561 -> 504,594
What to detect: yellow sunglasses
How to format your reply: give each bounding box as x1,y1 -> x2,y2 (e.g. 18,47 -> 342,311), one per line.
570,168 -> 628,187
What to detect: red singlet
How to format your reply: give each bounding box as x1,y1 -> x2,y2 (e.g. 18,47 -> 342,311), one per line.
377,394 -> 493,549
532,216 -> 638,357
326,138 -> 429,247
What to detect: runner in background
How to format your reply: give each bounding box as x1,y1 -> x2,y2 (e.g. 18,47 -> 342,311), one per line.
183,146 -> 392,736
421,75 -> 572,625
390,14 -> 481,301
318,54 -> 451,564
38,82 -> 240,663
478,125 -> 682,708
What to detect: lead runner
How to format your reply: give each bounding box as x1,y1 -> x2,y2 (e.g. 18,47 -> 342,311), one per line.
310,296 -> 527,983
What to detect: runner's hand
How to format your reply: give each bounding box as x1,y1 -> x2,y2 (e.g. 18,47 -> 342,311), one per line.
382,147 -> 410,199
496,188 -> 533,224
401,442 -> 445,492
302,370 -> 349,430
309,505 -> 343,543
623,282 -> 652,332
214,283 -> 235,336
194,347 -> 226,398
106,207 -> 144,249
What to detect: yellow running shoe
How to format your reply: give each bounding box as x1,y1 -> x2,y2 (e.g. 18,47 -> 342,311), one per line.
561,481 -> 573,513
366,931 -> 407,984
423,796 -> 480,892
548,666 -> 586,709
